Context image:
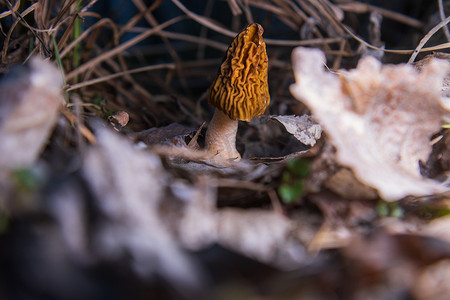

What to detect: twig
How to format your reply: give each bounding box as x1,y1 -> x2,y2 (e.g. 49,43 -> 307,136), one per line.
241,0 -> 254,24
337,1 -> 424,29
172,0 -> 347,47
438,0 -> 450,42
268,189 -> 284,216
408,15 -> 450,63
264,36 -> 343,46
0,0 -> 19,18
66,63 -> 176,91
132,0 -> 189,92
340,23 -> 450,55
2,2 -> 51,60
197,0 -> 215,59
60,18 -> 118,59
226,0 -> 242,16
171,0 -> 237,37
66,16 -> 185,81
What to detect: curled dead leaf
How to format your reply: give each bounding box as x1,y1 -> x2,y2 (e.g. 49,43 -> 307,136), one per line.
290,47 -> 450,201
82,124 -> 202,287
108,110 -> 129,130
271,115 -> 321,147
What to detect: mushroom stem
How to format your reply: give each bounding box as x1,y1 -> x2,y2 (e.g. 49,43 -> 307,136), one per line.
205,109 -> 241,161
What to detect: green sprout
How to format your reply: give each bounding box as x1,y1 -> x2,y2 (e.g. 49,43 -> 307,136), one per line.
418,204 -> 450,219
11,168 -> 41,193
278,158 -> 310,204
376,200 -> 404,218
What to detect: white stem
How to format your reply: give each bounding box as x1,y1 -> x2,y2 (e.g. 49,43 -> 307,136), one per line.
205,109 -> 241,161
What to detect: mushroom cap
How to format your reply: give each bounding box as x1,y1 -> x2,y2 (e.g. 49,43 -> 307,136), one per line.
208,23 -> 270,121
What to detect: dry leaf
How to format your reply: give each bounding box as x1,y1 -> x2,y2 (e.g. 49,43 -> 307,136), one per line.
0,57 -> 64,169
131,123 -> 196,147
244,115 -> 321,161
271,115 -> 322,147
108,110 -> 129,130
217,208 -> 309,270
325,168 -> 378,201
82,124 -> 202,288
169,178 -> 218,250
290,47 -> 450,201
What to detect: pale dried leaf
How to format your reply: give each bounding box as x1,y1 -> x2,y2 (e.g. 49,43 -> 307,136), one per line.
217,208 -> 309,270
271,115 -> 322,146
82,124 -> 202,288
245,115 -> 321,161
170,179 -> 218,250
290,47 -> 450,201
0,58 -> 63,169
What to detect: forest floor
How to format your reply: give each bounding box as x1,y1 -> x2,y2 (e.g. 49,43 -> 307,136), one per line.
1,1 -> 450,299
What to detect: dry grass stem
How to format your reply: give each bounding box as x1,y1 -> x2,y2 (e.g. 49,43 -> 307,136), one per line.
408,15 -> 450,63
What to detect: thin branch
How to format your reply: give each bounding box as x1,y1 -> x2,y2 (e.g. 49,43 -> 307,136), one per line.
340,23 -> 450,55
66,63 -> 175,91
408,15 -> 450,63
171,0 -> 237,37
438,0 -> 450,42
60,18 -> 118,59
337,1 -> 424,29
0,0 -> 20,19
65,16 -> 185,81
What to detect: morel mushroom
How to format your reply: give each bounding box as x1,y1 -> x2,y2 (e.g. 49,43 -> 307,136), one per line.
205,23 -> 270,161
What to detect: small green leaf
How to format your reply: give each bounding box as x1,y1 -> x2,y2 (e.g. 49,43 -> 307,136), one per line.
376,201 -> 389,217
279,181 -> 304,204
11,168 -> 41,192
390,205 -> 404,218
376,201 -> 404,218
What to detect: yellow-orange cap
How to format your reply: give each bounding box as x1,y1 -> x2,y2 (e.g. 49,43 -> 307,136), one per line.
208,23 -> 270,121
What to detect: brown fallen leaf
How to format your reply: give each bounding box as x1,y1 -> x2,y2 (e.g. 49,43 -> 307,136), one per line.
0,57 -> 64,169
325,168 -> 378,201
108,110 -> 130,131
290,47 -> 450,201
131,122 -> 197,147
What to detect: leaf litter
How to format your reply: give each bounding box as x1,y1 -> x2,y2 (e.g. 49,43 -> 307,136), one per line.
2,1 -> 450,299
290,47 -> 450,201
